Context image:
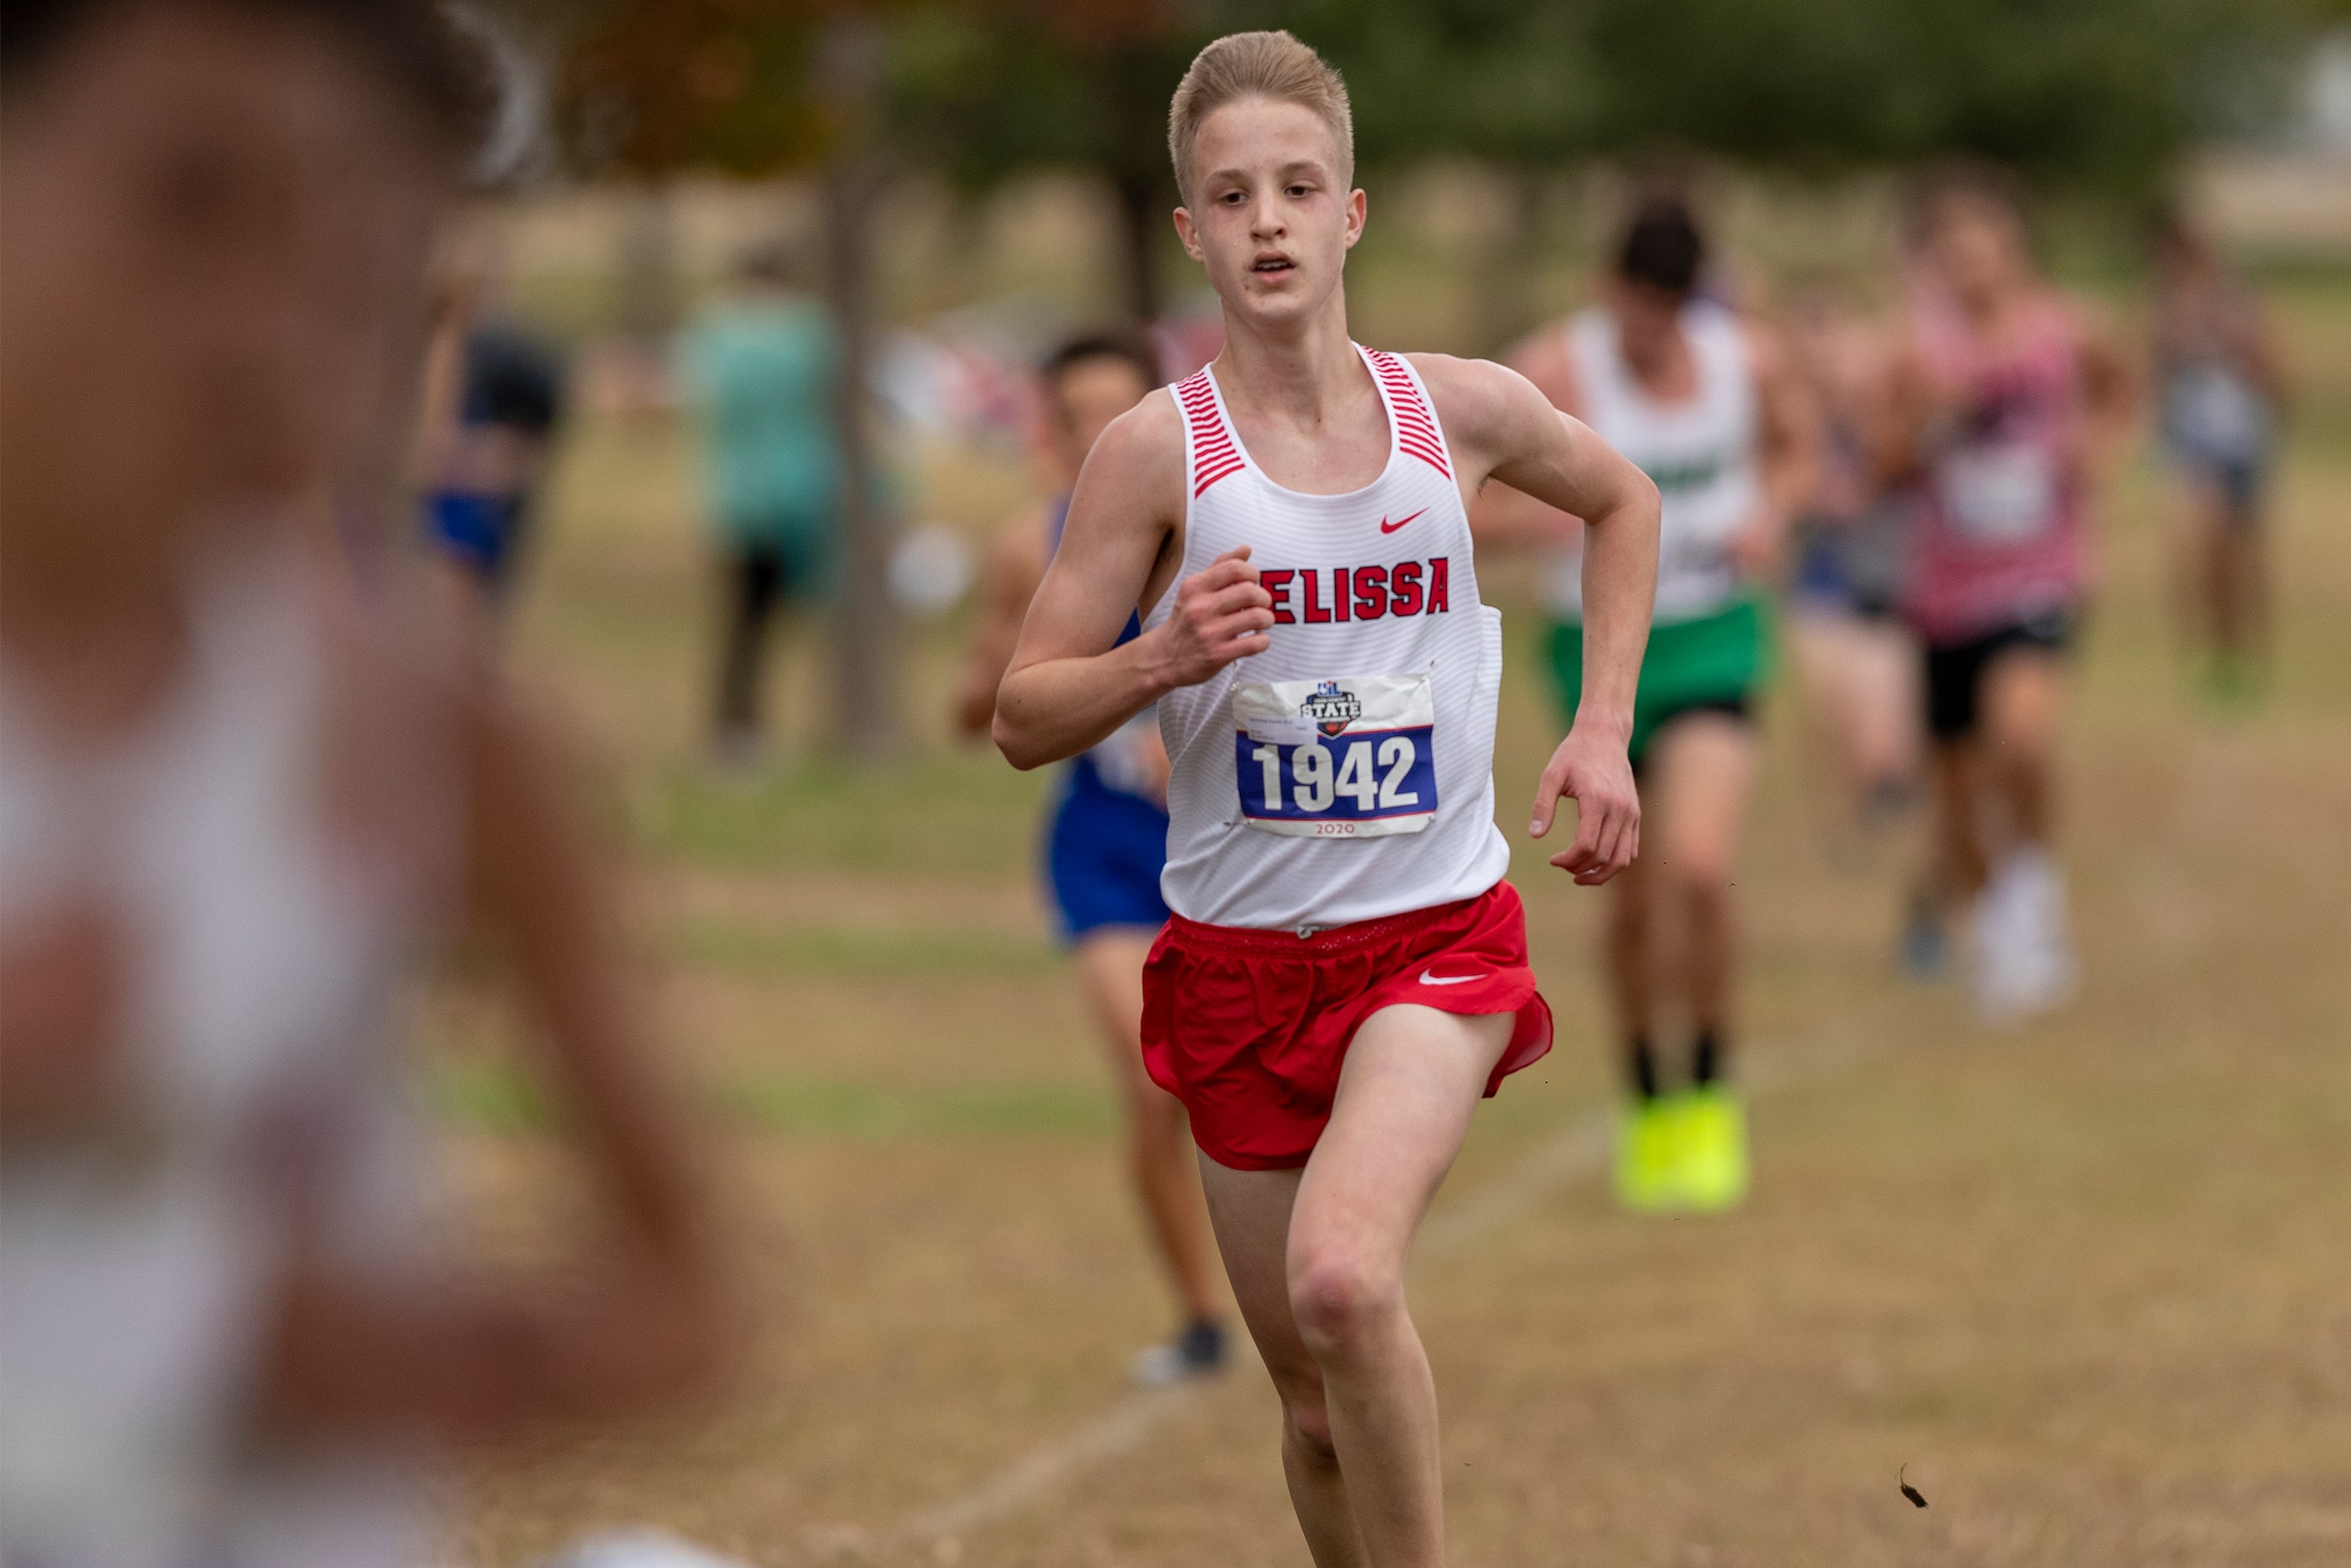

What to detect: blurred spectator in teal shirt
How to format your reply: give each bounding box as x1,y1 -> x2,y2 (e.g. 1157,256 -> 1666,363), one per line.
682,240 -> 838,767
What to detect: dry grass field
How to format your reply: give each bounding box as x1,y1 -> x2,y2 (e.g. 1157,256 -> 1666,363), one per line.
445,274 -> 2351,1567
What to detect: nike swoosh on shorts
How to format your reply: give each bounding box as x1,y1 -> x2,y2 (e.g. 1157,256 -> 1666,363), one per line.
1379,508 -> 1427,534
1419,969 -> 1483,985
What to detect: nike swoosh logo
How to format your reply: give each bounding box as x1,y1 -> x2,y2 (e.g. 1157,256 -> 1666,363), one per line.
1378,508 -> 1428,534
1419,969 -> 1483,986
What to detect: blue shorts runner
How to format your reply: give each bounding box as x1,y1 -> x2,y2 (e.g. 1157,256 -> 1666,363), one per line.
1046,748 -> 1171,943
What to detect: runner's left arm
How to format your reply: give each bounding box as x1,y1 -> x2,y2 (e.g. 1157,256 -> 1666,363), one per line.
1418,354 -> 1660,885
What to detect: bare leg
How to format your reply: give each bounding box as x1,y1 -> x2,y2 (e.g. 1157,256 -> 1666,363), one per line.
1788,609 -> 1914,819
2166,475 -> 2219,657
2238,509 -> 2272,672
2213,518 -> 2246,662
1845,617 -> 1924,803
1643,716 -> 1758,1039
1978,648 -> 2065,852
1199,1006 -> 1513,1567
2214,503 -> 2268,673
1070,931 -> 1220,1322
1196,1163 -> 1363,1565
1926,741 -> 1988,904
1786,609 -> 1866,818
1603,851 -> 1656,1043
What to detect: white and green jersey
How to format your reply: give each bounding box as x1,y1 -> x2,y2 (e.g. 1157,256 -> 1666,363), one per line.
1541,300 -> 1761,626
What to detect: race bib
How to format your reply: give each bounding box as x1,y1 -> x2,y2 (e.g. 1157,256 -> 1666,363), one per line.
1939,442 -> 2058,546
1232,674 -> 1438,837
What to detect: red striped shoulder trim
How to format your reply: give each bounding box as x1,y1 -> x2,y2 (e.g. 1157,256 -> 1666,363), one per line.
1363,348 -> 1452,478
1175,371 -> 1246,498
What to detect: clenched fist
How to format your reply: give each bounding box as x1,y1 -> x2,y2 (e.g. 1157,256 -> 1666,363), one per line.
1152,544 -> 1274,689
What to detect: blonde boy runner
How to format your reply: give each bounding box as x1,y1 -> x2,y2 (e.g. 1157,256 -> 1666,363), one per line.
993,33 -> 1659,1566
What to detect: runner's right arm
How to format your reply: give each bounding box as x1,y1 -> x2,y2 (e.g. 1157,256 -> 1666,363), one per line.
993,395 -> 1274,770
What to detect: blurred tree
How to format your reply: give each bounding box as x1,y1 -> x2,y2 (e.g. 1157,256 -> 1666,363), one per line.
887,0 -> 2316,325
524,0 -> 2321,751
1278,0 -> 2311,205
888,4 -> 1193,323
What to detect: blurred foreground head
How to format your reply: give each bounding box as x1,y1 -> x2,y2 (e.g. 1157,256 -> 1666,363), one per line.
0,0 -> 487,584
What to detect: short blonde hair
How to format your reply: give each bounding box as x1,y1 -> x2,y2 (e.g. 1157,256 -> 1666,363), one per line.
1167,31 -> 1353,203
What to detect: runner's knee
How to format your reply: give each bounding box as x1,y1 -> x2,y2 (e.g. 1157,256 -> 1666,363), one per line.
1287,1247 -> 1401,1358
1662,839 -> 1737,898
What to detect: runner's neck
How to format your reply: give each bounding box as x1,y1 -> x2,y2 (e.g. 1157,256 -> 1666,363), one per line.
1206,333 -> 1388,497
1211,288 -> 1364,427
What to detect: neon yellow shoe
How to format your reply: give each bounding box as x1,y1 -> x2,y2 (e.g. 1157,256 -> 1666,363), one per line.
1614,1098 -> 1682,1212
1673,1085 -> 1750,1213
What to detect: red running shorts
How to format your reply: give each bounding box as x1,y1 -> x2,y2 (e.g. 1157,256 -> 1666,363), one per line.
1140,880 -> 1553,1171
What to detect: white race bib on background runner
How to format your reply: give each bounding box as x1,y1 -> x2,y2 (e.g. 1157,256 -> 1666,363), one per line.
1940,443 -> 2058,545
1232,675 -> 1438,838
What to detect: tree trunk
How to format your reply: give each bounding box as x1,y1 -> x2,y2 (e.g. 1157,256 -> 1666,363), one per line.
820,22 -> 897,761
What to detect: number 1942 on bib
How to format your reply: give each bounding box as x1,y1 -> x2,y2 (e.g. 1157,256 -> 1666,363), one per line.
1232,674 -> 1438,837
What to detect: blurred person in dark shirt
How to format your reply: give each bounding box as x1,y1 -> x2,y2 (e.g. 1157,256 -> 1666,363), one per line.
416,232 -> 567,615
0,3 -> 731,1563
680,239 -> 839,771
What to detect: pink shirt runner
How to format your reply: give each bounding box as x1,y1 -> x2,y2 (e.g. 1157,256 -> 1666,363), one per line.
1904,292 -> 2091,645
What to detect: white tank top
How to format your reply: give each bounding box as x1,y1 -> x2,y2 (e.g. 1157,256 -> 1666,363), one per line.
1149,346 -> 1511,932
0,544 -> 439,1567
1541,301 -> 1761,625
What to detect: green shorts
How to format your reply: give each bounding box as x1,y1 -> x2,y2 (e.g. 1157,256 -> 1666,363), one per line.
1546,595 -> 1768,768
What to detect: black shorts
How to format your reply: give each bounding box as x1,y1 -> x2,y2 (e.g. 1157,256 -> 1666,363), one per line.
1631,695 -> 1753,780
1923,609 -> 2075,741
